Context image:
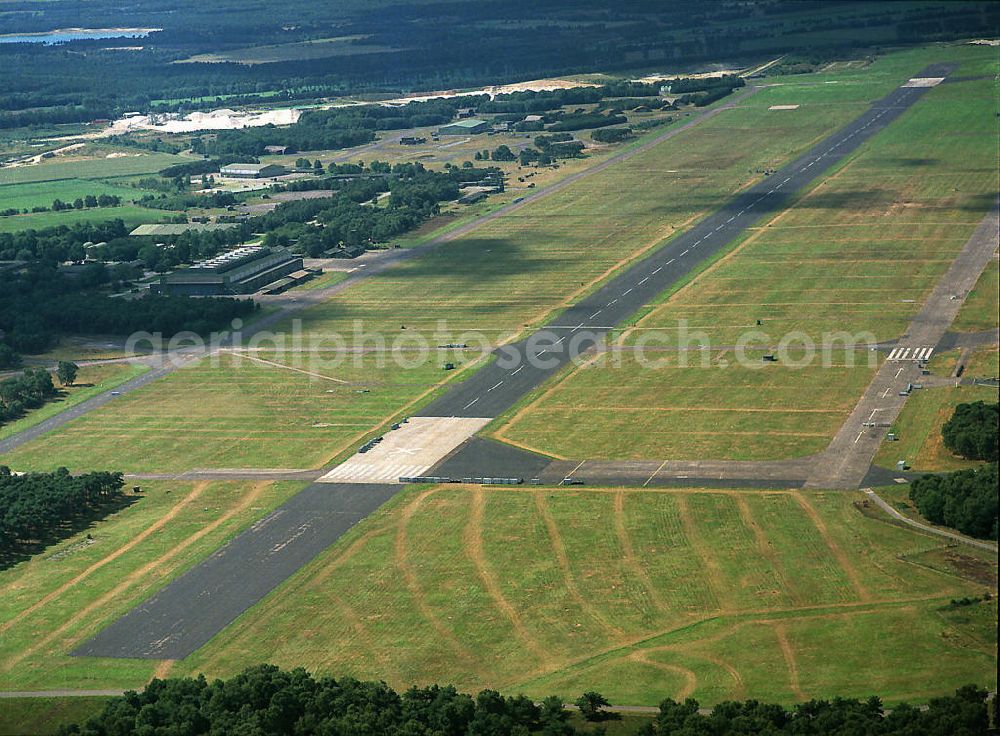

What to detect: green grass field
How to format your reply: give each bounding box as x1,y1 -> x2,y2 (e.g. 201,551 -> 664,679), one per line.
952,258 -> 999,333
0,151 -> 190,186
492,350 -> 877,460
494,59 -> 998,461
0,697 -> 112,736
173,485 -> 995,706
2,350 -> 483,473
0,204 -> 174,233
0,479 -> 306,692
0,178 -> 156,212
0,362 -> 148,442
874,379 -> 999,472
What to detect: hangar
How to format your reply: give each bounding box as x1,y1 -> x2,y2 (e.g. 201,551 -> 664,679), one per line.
219,163 -> 287,179
437,119 -> 491,135
152,245 -> 303,296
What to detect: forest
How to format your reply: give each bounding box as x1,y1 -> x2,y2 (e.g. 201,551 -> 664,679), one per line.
0,467 -> 127,560
3,1 -> 995,130
910,463 -> 998,541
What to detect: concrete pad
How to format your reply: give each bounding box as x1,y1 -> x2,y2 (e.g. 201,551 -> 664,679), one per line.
768,104 -> 800,110
903,77 -> 945,88
318,416 -> 491,483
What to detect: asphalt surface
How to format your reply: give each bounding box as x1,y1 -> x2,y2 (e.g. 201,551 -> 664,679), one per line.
418,64 -> 958,421
73,483 -> 399,659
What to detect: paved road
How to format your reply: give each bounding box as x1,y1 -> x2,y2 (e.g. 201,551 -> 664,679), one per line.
74,483 -> 399,660
863,489 -> 999,552
0,92 -> 751,461
419,65 -> 957,423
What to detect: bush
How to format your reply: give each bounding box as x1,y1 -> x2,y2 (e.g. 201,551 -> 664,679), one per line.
591,127 -> 634,143
942,401 -> 998,461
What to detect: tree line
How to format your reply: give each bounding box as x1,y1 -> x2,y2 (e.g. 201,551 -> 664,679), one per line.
907,400 -> 998,540
910,463 -> 997,541
1,263 -> 256,354
55,665 -> 993,736
0,193 -> 124,218
0,367 -> 59,426
2,2 -> 997,130
0,467 -> 126,559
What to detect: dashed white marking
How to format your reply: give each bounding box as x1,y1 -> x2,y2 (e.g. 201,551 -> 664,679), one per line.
488,381 -> 503,392
665,259 -> 675,265
622,288 -> 632,295
463,398 -> 479,409
680,249 -> 689,256
638,277 -> 649,285
511,365 -> 524,375
651,267 -> 662,275
589,309 -> 602,319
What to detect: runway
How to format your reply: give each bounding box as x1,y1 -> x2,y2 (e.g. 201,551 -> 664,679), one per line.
416,64 -> 957,421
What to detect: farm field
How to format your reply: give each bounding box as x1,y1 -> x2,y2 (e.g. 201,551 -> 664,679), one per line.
1,350 -> 482,474
493,69 -> 998,461
0,479 -> 306,692
0,362 -> 148,442
174,485 -> 996,706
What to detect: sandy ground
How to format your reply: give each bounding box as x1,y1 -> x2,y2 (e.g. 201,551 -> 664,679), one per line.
106,107 -> 302,134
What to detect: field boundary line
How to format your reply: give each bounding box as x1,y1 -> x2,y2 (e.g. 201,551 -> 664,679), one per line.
772,622 -> 806,700
733,495 -> 796,605
791,492 -> 870,601
613,491 -> 669,614
533,492 -> 625,638
675,495 -> 730,612
627,651 -> 698,700
394,488 -> 485,675
226,350 -> 349,383
464,488 -> 551,664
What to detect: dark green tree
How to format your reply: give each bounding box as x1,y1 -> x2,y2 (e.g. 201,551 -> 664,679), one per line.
575,691 -> 610,721
942,401 -> 998,461
56,361 -> 78,386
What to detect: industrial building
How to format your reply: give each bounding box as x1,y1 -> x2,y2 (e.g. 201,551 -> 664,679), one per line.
437,119 -> 491,135
152,245 -> 303,296
219,163 -> 286,179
